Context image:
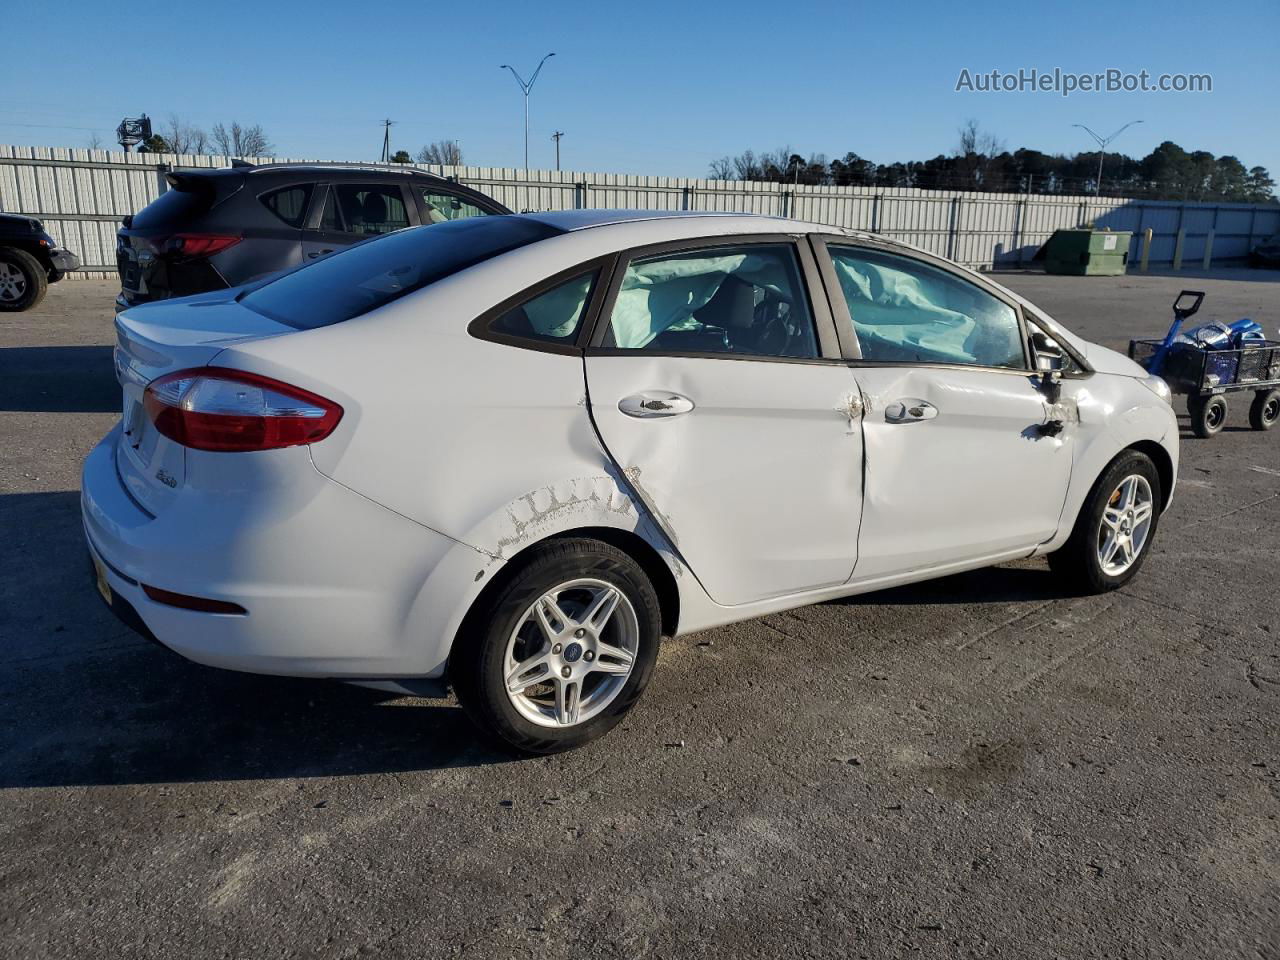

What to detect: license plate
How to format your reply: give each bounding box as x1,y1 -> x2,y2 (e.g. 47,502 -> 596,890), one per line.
92,553 -> 112,604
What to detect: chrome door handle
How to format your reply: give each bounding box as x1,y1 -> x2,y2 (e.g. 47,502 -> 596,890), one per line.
884,399 -> 938,423
618,392 -> 695,418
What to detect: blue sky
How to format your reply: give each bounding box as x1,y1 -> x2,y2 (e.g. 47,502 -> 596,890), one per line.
4,0 -> 1277,179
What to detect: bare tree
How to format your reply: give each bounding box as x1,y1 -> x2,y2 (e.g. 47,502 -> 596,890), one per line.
956,119 -> 1003,158
708,156 -> 734,180
162,115 -> 210,155
733,149 -> 762,181
86,131 -> 103,150
211,122 -> 274,158
416,140 -> 463,166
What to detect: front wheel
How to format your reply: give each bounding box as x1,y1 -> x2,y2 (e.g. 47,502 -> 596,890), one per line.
452,539 -> 662,755
0,247 -> 48,312
1188,393 -> 1227,439
1048,451 -> 1162,593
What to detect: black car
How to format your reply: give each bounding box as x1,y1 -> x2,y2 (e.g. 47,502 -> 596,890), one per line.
115,162 -> 512,311
1249,234 -> 1280,269
0,213 -> 80,312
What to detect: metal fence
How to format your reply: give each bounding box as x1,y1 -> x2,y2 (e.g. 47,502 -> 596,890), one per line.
3,144 -> 1277,279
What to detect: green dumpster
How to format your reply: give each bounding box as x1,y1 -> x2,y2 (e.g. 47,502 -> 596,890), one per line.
1042,229 -> 1132,276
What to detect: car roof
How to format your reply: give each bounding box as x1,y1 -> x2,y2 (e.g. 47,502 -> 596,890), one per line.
518,208 -> 899,247
168,162 -> 450,183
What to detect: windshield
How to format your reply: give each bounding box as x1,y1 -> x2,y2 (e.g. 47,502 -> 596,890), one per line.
241,216 -> 563,329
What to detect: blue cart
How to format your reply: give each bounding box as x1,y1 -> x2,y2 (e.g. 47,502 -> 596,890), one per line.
1128,291 -> 1280,438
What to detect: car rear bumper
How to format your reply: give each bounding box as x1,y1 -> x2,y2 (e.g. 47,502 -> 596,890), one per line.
80,423 -> 479,681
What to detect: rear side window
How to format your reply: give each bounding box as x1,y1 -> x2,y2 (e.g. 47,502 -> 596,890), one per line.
327,183 -> 410,236
488,272 -> 598,346
131,187 -> 213,229
260,184 -> 313,228
241,216 -> 563,329
602,244 -> 819,359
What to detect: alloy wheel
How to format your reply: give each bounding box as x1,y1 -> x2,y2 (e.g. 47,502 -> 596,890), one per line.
502,578 -> 639,728
0,263 -> 27,302
1097,475 -> 1154,576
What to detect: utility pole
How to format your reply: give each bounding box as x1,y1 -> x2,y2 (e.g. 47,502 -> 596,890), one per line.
1072,120 -> 1143,195
379,118 -> 396,164
500,53 -> 556,170
551,131 -> 564,171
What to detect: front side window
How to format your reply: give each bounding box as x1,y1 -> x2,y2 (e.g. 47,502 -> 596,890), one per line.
327,183 -> 410,236
602,244 -> 818,359
828,245 -> 1025,369
421,190 -> 491,223
260,184 -> 313,228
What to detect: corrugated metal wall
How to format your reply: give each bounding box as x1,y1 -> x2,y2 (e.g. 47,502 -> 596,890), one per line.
3,144 -> 1278,278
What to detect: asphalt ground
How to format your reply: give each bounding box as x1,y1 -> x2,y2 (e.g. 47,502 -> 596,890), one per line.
1,271 -> 1278,959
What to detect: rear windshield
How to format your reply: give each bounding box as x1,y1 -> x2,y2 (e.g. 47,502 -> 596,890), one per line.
131,187 -> 214,229
241,216 -> 563,329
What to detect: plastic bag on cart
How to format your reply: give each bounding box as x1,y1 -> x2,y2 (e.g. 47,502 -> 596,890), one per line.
1176,318 -> 1264,350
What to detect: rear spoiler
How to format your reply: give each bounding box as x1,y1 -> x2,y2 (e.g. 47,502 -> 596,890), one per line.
162,169 -> 246,206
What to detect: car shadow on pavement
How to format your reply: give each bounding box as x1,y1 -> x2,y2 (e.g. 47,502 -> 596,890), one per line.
0,491 -> 515,789
0,345 -> 118,412
830,561 -> 1080,607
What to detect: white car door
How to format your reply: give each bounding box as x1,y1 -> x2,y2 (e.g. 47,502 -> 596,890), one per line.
584,238 -> 864,607
815,238 -> 1074,581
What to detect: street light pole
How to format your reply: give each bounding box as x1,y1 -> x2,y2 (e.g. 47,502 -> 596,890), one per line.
1072,120 -> 1143,195
500,53 -> 556,170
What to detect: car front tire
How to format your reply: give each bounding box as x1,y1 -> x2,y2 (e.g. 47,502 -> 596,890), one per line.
452,538 -> 663,755
0,247 -> 48,312
1048,450 -> 1162,594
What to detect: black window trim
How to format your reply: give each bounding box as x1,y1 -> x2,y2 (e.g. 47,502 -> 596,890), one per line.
583,233 -> 843,365
810,233 -> 1047,375
466,255 -> 619,357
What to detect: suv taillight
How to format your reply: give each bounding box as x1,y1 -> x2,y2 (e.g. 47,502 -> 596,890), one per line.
164,233 -> 241,259
143,368 -> 343,452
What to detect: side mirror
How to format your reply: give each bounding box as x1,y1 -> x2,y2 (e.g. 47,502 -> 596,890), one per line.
1031,330 -> 1066,371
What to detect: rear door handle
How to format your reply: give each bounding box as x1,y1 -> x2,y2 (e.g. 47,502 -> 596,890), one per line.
307,249 -> 334,259
884,399 -> 938,423
618,392 -> 695,418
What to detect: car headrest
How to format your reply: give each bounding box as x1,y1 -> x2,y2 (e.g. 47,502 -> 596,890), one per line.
697,276 -> 756,330
361,191 -> 388,224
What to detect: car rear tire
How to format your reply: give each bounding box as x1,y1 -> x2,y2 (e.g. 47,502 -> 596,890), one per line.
0,247 -> 48,312
451,538 -> 663,755
1188,393 -> 1227,439
1047,450 -> 1162,594
1248,389 -> 1280,431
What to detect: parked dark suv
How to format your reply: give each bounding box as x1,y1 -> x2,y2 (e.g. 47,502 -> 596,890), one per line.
0,213 -> 80,312
115,162 -> 512,311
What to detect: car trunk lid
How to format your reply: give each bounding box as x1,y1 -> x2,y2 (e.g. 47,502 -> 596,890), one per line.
113,294 -> 295,515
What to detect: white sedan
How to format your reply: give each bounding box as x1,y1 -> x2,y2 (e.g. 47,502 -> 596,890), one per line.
83,211 -> 1178,753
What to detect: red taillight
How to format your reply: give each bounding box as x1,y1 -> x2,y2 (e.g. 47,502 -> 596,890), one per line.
142,583 -> 247,615
143,368 -> 343,452
164,233 -> 241,259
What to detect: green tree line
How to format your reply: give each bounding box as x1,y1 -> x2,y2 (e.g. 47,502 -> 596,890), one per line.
711,134 -> 1275,204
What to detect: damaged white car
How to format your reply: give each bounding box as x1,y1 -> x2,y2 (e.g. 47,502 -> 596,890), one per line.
83,211 -> 1179,753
